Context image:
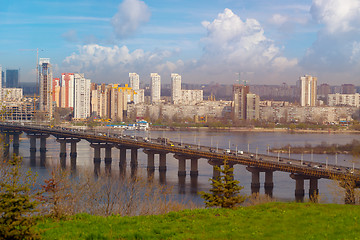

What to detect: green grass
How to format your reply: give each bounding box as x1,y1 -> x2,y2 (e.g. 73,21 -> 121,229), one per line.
37,202 -> 360,240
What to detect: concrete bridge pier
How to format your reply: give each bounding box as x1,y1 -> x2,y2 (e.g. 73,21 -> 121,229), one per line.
159,152 -> 167,172
91,144 -> 102,163
143,149 -> 155,178
104,144 -> 113,176
264,170 -> 274,197
309,178 -> 319,202
190,158 -> 199,177
130,148 -> 138,168
39,136 -> 48,154
246,167 -> 261,195
290,174 -> 305,202
28,135 -> 36,160
116,146 -> 127,176
174,154 -> 186,176
208,159 -> 221,180
57,140 -> 67,158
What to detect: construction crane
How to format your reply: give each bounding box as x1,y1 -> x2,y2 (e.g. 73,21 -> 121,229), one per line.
235,72 -> 253,86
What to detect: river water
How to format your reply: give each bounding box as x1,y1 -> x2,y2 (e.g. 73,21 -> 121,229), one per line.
17,129 -> 360,204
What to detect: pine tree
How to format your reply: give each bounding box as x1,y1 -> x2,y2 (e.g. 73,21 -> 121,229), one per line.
200,159 -> 246,208
0,155 -> 40,240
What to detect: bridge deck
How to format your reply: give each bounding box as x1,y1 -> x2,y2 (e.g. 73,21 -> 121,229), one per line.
1,122 -> 359,183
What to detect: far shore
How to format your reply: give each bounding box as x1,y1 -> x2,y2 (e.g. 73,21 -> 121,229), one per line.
149,126 -> 360,134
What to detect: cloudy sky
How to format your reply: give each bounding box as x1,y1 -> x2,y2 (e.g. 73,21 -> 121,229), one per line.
1,0 -> 360,85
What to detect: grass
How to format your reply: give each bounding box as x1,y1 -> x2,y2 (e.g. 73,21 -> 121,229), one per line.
36,202 -> 360,240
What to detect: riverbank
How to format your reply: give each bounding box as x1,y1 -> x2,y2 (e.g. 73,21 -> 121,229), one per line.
150,126 -> 360,134
37,202 -> 360,239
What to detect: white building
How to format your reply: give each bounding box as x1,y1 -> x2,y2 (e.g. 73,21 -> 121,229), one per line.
328,93 -> 360,107
39,58 -> 53,114
300,75 -> 317,107
73,73 -> 91,119
181,90 -> 203,105
134,89 -> 145,104
129,73 -> 140,90
171,73 -> 182,104
150,73 -> 161,103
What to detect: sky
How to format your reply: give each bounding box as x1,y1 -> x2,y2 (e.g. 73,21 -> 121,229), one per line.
1,0 -> 360,85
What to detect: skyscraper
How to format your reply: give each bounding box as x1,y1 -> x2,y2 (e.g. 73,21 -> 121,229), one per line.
129,73 -> 140,90
0,65 -> 2,101
6,69 -> 19,88
171,73 -> 182,104
39,58 -> 53,115
61,73 -> 75,109
52,78 -> 61,107
73,73 -> 91,119
233,84 -> 249,120
150,73 -> 161,103
300,75 -> 317,106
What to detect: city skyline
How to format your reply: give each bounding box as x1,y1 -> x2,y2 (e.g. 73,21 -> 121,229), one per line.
1,0 -> 360,85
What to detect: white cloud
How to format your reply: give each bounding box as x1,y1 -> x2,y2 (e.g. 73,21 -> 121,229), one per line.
111,0 -> 151,39
310,0 -> 360,33
196,8 -> 297,82
269,14 -> 288,25
62,44 -> 177,82
301,0 -> 360,77
61,30 -> 78,43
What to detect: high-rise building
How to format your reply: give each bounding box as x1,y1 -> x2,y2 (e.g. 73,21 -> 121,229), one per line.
300,75 -> 317,106
129,73 -> 140,90
171,73 -> 182,104
61,73 -> 75,109
0,65 -> 2,100
246,93 -> 260,120
318,83 -> 331,97
52,78 -> 61,107
150,73 -> 161,103
39,58 -> 53,115
233,84 -> 249,120
341,84 -> 356,94
6,69 -> 19,88
73,73 -> 91,119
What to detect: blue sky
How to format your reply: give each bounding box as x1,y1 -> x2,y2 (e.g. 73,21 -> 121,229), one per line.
1,0 -> 360,85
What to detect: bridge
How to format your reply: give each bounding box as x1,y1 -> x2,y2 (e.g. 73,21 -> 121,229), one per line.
0,122 -> 359,204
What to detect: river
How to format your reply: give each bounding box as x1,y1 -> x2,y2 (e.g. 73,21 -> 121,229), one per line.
17,129 -> 360,204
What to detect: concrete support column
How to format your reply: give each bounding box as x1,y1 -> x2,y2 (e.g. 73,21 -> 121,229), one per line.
159,152 -> 167,172
59,141 -> 67,158
29,136 -> 36,153
212,165 -> 220,180
13,133 -> 20,155
190,158 -> 199,177
291,174 -> 305,202
309,178 -> 319,202
92,145 -> 101,163
174,154 -> 186,176
130,148 -> 138,168
143,150 -> 155,179
70,141 -> 77,158
104,145 -> 113,164
264,170 -> 274,197
246,167 -> 260,195
40,137 -> 47,153
119,147 -> 127,167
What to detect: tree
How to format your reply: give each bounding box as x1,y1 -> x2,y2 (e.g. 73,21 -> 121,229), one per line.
0,156 -> 40,239
200,159 -> 246,208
